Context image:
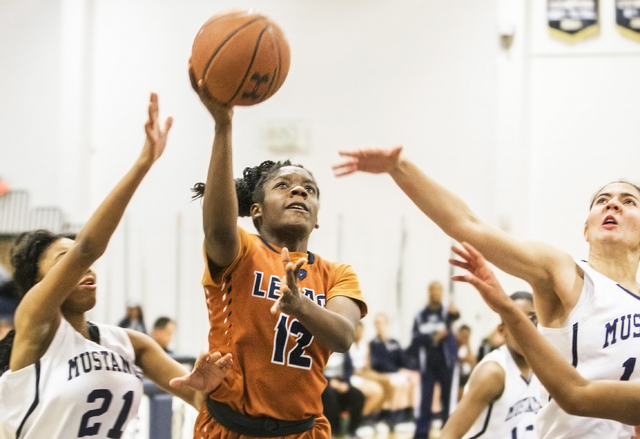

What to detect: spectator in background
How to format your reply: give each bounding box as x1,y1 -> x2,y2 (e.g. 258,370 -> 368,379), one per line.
322,352 -> 365,438
349,321 -> 389,432
455,324 -> 476,402
152,316 -> 176,354
118,301 -> 147,333
0,269 -> 19,339
408,280 -> 459,439
370,313 -> 418,432
476,327 -> 505,363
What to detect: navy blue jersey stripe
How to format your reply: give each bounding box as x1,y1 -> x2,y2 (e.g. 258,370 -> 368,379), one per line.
257,235 -> 279,253
571,322 -> 579,367
16,360 -> 40,438
617,284 -> 640,301
468,401 -> 494,438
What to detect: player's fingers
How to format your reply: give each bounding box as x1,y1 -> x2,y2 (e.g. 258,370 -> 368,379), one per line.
461,242 -> 486,264
450,244 -> 472,262
293,258 -> 306,272
169,376 -> 188,388
148,93 -> 159,120
451,274 -> 471,284
281,247 -> 292,264
270,298 -> 281,314
144,120 -> 153,137
164,117 -> 174,133
188,65 -> 199,92
206,351 -> 223,363
216,353 -> 233,369
336,150 -> 359,157
448,258 -> 470,271
332,168 -> 356,177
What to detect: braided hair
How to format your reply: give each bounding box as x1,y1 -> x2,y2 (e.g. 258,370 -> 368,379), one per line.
191,160 -> 318,231
0,230 -> 70,375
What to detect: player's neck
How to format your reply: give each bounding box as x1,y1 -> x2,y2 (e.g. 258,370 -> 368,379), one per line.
64,312 -> 90,339
260,230 -> 309,253
508,345 -> 532,378
588,249 -> 640,293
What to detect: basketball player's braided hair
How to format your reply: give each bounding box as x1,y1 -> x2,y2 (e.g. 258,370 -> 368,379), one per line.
191,160 -> 317,229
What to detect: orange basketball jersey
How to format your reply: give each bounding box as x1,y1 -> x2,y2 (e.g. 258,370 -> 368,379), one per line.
199,226 -> 367,422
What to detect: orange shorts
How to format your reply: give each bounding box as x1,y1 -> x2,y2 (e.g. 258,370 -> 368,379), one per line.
192,406 -> 331,439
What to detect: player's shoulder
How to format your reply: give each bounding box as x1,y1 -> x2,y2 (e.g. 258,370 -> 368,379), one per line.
479,346 -> 509,370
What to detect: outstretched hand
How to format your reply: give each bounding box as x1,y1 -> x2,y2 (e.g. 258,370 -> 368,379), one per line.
271,248 -> 306,315
142,93 -> 173,164
332,146 -> 403,177
449,242 -> 512,314
188,61 -> 233,125
169,351 -> 232,395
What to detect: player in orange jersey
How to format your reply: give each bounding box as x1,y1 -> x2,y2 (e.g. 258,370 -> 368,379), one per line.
188,67 -> 368,438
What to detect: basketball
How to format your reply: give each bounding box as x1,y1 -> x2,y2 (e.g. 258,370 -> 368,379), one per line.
191,9 -> 291,106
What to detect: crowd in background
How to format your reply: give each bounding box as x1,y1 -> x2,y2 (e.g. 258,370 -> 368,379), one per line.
322,280 -> 501,439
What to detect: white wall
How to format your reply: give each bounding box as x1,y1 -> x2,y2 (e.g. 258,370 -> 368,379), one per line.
1,0 -> 638,355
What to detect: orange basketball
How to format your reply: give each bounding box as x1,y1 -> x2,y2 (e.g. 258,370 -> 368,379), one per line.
191,8 -> 291,106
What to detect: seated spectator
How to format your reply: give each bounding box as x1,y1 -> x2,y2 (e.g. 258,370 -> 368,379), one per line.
349,321 -> 388,431
118,301 -> 147,333
322,352 -> 365,438
152,316 -> 176,354
455,324 -> 476,401
370,313 -> 419,431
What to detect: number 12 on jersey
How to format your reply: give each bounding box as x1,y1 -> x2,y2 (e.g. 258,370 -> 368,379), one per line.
272,313 -> 314,370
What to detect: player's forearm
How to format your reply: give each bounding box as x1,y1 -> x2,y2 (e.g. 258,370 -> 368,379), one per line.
75,159 -> 153,261
500,303 -> 588,408
293,297 -> 359,352
202,122 -> 240,262
203,122 -> 237,228
389,158 -> 480,242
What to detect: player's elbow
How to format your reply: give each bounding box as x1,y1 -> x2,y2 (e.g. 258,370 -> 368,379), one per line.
553,390 -> 588,417
330,329 -> 355,353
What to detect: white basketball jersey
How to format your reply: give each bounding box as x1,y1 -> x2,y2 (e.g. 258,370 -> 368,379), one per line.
536,260 -> 638,438
0,319 -> 143,439
462,345 -> 541,439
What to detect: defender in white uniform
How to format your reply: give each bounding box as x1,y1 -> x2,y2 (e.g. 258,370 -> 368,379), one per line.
537,261 -> 639,439
462,345 -> 541,439
439,292 -> 540,439
333,149 -> 640,438
0,320 -> 143,439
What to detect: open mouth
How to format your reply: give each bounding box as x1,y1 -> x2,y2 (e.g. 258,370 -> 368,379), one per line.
286,202 -> 308,212
79,276 -> 96,287
602,215 -> 617,226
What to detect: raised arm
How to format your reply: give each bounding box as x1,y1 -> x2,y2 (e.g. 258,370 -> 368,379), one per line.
332,147 -> 580,325
451,242 -> 640,426
189,66 -> 239,271
11,93 -> 171,371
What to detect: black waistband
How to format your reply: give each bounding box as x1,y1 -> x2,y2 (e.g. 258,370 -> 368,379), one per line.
206,399 -> 316,437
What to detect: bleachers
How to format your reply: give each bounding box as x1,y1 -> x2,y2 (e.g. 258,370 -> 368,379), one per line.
0,190 -> 82,271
